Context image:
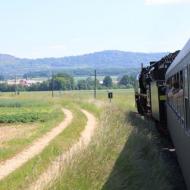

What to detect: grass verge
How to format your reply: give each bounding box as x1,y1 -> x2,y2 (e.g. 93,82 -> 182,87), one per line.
47,101 -> 185,190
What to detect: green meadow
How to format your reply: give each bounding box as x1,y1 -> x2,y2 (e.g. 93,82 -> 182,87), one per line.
0,90 -> 185,190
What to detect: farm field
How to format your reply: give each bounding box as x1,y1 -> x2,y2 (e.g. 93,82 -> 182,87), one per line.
74,75 -> 118,82
0,89 -> 186,190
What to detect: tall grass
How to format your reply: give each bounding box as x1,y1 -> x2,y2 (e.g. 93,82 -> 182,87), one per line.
0,90 -> 185,190
47,90 -> 185,190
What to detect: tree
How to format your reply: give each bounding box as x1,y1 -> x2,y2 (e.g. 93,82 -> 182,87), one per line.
77,80 -> 87,90
119,75 -> 129,86
50,73 -> 74,91
103,76 -> 112,88
86,77 -> 100,90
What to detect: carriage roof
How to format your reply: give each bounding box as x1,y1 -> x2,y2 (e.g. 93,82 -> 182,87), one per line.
166,39 -> 190,78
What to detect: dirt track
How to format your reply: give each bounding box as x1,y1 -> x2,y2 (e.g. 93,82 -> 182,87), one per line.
0,108 -> 73,181
28,109 -> 97,190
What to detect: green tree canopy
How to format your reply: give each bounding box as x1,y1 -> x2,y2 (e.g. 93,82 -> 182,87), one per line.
77,80 -> 87,90
119,75 -> 129,86
103,76 -> 112,88
50,73 -> 74,90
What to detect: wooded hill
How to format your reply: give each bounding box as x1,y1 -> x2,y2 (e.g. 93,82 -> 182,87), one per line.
0,50 -> 167,77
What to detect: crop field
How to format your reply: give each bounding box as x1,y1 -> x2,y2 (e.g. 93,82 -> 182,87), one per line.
0,89 -> 186,190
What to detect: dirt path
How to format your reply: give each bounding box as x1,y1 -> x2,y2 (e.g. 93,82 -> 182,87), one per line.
28,109 -> 97,190
0,108 -> 73,181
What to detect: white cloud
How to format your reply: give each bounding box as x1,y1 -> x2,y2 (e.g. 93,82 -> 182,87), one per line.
145,0 -> 190,5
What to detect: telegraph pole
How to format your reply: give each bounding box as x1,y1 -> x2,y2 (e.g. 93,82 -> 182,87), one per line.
94,70 -> 97,99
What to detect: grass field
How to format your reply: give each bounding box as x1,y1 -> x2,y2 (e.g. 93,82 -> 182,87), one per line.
0,96 -> 63,162
74,75 -> 118,82
0,89 -> 186,190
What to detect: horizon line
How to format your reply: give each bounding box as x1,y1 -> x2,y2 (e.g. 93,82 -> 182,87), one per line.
0,50 -> 170,60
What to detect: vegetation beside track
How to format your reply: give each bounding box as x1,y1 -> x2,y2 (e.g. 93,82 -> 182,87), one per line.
47,90 -> 186,190
0,90 -> 186,190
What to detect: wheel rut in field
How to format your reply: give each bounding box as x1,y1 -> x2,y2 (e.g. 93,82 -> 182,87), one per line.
0,108 -> 73,181
28,109 -> 97,190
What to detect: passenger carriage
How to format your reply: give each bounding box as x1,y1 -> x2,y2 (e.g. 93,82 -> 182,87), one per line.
166,39 -> 190,190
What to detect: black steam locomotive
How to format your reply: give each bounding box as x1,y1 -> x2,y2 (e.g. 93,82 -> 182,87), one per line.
135,39 -> 190,189
135,50 -> 179,127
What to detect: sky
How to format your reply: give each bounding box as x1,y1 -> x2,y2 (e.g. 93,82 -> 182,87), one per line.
0,0 -> 190,58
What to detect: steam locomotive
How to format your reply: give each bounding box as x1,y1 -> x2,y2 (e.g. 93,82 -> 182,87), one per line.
135,39 -> 190,189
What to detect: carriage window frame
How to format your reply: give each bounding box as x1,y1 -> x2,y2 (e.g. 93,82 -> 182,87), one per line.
179,70 -> 184,121
184,66 -> 190,133
167,76 -> 173,106
167,70 -> 184,125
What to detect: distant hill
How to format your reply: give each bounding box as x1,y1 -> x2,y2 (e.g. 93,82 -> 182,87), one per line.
0,50 -> 168,77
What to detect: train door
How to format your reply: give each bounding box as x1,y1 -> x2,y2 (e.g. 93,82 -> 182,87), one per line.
184,65 -> 190,131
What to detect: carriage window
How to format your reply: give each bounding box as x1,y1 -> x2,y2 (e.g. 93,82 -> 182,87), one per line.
179,71 -> 184,120
184,67 -> 190,131
173,74 -> 179,93
184,68 -> 188,98
180,71 -> 183,89
172,74 -> 180,111
167,77 -> 173,105
167,71 -> 184,121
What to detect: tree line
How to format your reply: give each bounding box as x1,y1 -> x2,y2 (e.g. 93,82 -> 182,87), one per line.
0,73 -> 135,92
22,68 -> 139,78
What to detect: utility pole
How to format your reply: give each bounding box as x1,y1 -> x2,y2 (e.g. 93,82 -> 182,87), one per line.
51,71 -> 54,97
94,70 -> 97,99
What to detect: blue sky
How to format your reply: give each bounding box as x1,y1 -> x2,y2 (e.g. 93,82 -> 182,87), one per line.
0,0 -> 190,58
